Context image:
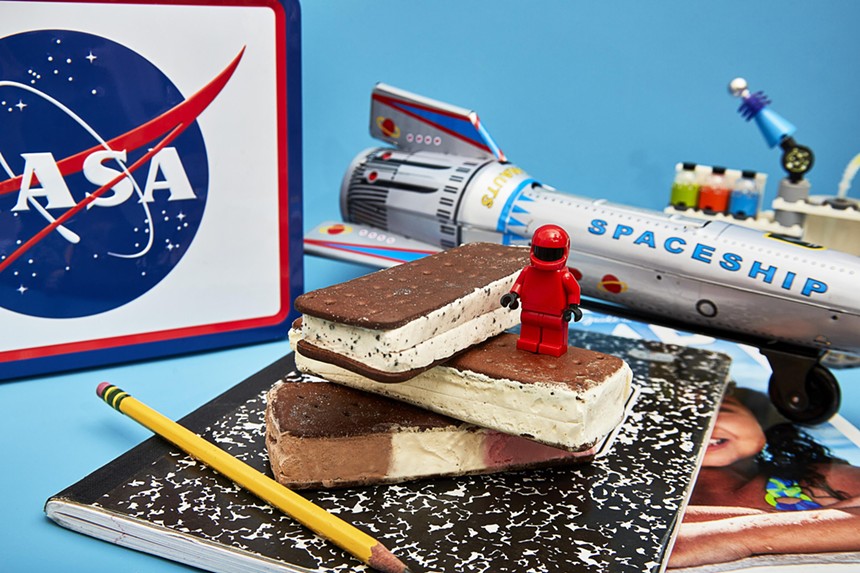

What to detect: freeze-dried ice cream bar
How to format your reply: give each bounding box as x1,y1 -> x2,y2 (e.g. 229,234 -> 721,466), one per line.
294,242 -> 529,383
265,378 -> 597,490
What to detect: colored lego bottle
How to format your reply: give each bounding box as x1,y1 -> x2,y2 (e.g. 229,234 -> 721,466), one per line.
729,170 -> 760,219
670,162 -> 700,210
698,166 -> 731,213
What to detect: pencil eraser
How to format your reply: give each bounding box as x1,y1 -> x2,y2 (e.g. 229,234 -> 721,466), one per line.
96,382 -> 111,398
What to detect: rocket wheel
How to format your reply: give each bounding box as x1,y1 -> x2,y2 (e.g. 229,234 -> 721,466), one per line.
768,365 -> 841,425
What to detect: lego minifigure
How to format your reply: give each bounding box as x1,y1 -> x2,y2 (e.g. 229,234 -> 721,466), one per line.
501,224 -> 582,357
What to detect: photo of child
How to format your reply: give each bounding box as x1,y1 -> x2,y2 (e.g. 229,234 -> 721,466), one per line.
670,387 -> 860,569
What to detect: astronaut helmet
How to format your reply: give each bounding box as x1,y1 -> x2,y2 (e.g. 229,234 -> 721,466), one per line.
529,224 -> 569,270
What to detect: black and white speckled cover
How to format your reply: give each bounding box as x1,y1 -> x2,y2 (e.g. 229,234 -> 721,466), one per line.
46,331 -> 730,573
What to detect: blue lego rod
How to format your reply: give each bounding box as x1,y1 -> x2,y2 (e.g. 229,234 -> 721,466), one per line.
729,78 -> 814,183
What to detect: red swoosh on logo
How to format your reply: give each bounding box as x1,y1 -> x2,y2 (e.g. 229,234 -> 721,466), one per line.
0,47 -> 245,274
0,46 -> 245,195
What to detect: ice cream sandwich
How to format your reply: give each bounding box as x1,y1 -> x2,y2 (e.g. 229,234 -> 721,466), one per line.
292,329 -> 633,452
265,378 -> 597,489
294,242 -> 529,383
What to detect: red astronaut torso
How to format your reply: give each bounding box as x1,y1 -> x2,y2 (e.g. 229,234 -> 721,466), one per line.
510,266 -> 580,315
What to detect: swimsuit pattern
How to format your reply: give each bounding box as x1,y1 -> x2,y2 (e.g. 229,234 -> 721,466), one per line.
765,476 -> 822,511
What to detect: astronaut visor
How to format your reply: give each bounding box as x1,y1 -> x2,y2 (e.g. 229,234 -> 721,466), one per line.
533,246 -> 565,262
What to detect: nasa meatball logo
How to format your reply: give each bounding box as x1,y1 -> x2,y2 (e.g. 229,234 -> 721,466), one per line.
0,30 -> 242,318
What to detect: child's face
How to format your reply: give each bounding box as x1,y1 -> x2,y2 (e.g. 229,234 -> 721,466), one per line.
703,395 -> 767,467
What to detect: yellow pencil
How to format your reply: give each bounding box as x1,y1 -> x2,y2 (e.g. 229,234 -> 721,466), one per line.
97,383 -> 413,573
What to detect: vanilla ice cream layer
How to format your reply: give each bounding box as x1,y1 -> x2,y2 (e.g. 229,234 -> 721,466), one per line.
295,349 -> 632,451
388,428 -> 486,478
269,425 -> 595,489
299,305 -> 521,373
300,273 -> 520,371
388,428 -> 594,480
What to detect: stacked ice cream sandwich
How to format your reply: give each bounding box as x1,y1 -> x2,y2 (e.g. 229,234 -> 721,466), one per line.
267,242 -> 633,489
265,379 -> 598,489
293,242 -> 528,382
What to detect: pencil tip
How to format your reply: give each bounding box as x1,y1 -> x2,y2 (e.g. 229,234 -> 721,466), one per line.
370,543 -> 414,573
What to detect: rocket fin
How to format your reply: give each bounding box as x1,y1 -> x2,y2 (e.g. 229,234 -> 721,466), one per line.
304,221 -> 440,268
370,83 -> 505,161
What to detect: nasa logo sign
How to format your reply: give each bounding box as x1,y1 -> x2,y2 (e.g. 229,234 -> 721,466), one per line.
0,29 -> 240,318
0,0 -> 302,380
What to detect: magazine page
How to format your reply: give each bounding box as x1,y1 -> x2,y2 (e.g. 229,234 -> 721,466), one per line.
572,313 -> 860,572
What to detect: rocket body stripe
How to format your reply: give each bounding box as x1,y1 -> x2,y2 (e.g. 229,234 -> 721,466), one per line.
496,179 -> 538,232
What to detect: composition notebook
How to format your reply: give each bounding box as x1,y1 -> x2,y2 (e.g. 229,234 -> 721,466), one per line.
46,330 -> 731,573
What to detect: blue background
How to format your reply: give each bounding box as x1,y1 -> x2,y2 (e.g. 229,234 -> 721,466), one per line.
2,1 -> 860,572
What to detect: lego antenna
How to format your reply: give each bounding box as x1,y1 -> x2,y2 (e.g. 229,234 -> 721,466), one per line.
729,77 -> 814,183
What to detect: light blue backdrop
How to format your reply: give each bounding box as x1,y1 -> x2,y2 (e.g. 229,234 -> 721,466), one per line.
301,0 -> 860,231
2,2 -> 859,572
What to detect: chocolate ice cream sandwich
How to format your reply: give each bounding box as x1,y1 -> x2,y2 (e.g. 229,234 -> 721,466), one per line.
294,242 -> 529,383
292,329 -> 633,452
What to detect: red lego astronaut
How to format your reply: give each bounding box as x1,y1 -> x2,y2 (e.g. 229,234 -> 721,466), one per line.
500,224 -> 582,357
